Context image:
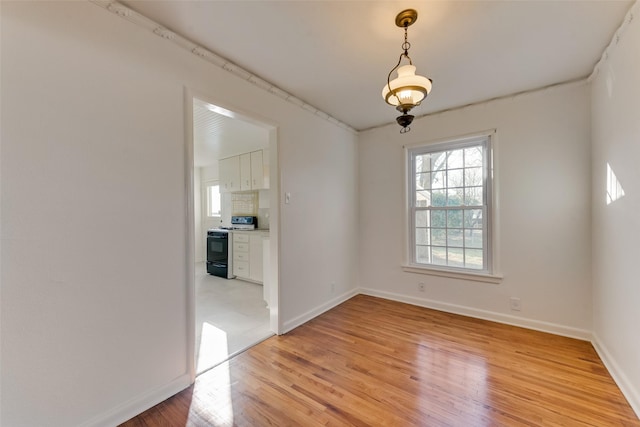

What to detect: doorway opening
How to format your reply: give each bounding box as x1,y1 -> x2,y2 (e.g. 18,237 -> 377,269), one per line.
186,93 -> 279,376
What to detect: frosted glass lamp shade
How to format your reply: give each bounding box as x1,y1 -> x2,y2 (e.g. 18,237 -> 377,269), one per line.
382,65 -> 432,110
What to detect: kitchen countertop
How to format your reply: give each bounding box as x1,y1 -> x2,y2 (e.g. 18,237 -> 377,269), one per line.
230,229 -> 270,236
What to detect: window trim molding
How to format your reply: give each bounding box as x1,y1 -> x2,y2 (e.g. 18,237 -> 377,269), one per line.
401,264 -> 503,284
404,129 -> 501,280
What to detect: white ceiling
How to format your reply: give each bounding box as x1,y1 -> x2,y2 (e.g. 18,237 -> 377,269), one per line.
193,98 -> 269,167
122,0 -> 632,132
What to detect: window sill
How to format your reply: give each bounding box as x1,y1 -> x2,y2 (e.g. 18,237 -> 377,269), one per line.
402,264 -> 503,284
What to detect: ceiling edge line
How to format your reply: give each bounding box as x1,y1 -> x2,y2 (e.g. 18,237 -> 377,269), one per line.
90,0 -> 357,134
361,77 -> 590,133
588,0 -> 638,83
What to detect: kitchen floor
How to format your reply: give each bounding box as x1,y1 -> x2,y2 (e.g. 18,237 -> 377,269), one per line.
195,262 -> 272,374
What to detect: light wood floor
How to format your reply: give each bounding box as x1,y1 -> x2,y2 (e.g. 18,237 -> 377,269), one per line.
121,295 -> 639,426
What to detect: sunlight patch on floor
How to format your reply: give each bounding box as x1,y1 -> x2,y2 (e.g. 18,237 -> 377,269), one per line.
191,360 -> 235,426
197,322 -> 230,374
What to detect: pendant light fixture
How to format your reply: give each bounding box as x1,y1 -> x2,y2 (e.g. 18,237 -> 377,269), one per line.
382,9 -> 432,133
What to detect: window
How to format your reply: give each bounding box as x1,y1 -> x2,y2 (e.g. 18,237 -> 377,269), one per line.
408,134 -> 492,274
206,183 -> 221,217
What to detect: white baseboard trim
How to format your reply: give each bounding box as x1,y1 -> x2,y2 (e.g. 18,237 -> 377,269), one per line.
592,333 -> 640,419
281,288 -> 359,334
358,287 -> 592,341
78,373 -> 192,427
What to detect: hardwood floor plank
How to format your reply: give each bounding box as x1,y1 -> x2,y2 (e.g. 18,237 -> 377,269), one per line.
121,295 -> 639,426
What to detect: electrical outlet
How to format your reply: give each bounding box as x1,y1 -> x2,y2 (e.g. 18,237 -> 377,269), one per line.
510,297 -> 522,311
418,282 -> 426,292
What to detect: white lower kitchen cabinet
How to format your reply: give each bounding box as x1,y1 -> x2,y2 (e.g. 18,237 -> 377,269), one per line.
248,234 -> 263,283
232,231 -> 268,284
263,237 -> 270,307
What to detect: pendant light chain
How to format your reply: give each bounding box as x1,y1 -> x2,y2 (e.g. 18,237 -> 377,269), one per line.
396,21 -> 415,133
386,24 -> 414,106
402,26 -> 413,65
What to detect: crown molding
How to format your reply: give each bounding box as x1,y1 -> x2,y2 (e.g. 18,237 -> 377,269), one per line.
588,0 -> 638,82
361,77 -> 589,133
89,1 -> 356,134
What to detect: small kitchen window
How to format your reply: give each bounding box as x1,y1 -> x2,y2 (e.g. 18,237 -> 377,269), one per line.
405,132 -> 500,282
206,183 -> 221,217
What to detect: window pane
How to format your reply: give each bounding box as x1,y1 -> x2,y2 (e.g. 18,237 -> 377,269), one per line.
208,185 -> 221,216
464,209 -> 483,228
416,172 -> 431,190
415,210 -> 429,227
448,248 -> 464,267
447,149 -> 464,169
464,147 -> 483,167
447,210 -> 463,228
464,186 -> 483,206
464,229 -> 483,249
416,155 -> 431,173
431,228 -> 446,246
416,245 -> 430,264
431,152 -> 447,171
465,249 -> 484,269
431,210 -> 446,228
432,171 -> 445,189
447,169 -> 464,188
416,228 -> 429,245
465,167 -> 483,187
432,247 -> 447,265
447,188 -> 464,206
416,190 -> 430,207
447,229 -> 463,247
431,190 -> 447,207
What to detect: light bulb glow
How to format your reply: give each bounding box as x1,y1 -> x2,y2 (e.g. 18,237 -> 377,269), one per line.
399,90 -> 412,101
382,65 -> 432,107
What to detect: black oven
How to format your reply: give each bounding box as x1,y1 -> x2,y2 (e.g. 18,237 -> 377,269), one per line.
206,230 -> 233,278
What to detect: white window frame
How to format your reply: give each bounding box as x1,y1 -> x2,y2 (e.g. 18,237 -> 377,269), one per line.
403,130 -> 502,283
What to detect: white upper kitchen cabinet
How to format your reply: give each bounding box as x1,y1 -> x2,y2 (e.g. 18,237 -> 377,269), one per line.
220,149 -> 270,193
219,156 -> 240,193
251,150 -> 269,190
240,153 -> 252,191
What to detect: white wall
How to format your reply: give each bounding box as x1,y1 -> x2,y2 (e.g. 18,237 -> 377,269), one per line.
590,2 -> 640,414
278,118 -> 360,331
194,167 -> 204,262
0,2 -> 359,426
201,163 -> 219,182
359,82 -> 592,337
200,164 -> 223,232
